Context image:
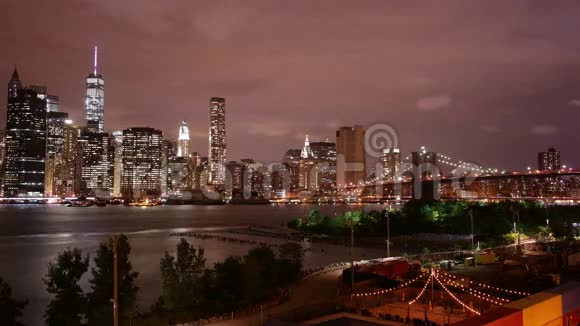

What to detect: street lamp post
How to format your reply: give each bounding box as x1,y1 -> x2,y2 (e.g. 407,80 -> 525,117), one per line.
385,209 -> 391,258
511,207 -> 521,247
113,235 -> 119,326
544,200 -> 549,226
349,218 -> 355,292
469,209 -> 476,267
468,209 -> 474,250
430,268 -> 434,310
510,205 -> 519,246
516,210 -> 520,246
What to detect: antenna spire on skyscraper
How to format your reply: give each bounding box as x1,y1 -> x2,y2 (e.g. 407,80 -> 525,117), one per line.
301,134 -> 313,158
85,44 -> 105,132
93,45 -> 98,75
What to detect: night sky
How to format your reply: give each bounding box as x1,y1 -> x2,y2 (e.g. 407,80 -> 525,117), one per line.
2,1 -> 580,170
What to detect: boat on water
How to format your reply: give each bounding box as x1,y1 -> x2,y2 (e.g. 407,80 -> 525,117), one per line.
125,198 -> 160,207
67,201 -> 95,207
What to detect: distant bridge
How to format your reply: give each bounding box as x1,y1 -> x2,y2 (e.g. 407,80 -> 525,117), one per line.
344,170 -> 580,202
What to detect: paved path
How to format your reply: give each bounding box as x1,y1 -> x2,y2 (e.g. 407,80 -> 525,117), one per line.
212,269 -> 343,325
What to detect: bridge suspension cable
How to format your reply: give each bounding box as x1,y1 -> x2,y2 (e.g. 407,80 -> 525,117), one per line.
402,146 -> 502,175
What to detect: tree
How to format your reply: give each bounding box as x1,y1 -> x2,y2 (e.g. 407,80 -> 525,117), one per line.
277,243 -> 304,286
44,248 -> 89,326
159,238 -> 206,317
87,235 -> 139,325
0,277 -> 28,326
213,256 -> 243,313
197,269 -> 216,318
242,245 -> 279,305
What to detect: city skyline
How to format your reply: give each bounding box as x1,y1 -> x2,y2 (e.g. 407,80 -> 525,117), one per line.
2,64 -> 576,173
5,68 -> 571,200
2,2 -> 580,169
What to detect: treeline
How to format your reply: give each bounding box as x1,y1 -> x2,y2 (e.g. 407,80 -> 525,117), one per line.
288,200 -> 580,239
152,239 -> 303,324
0,277 -> 28,326
0,236 -> 303,326
0,235 -> 138,326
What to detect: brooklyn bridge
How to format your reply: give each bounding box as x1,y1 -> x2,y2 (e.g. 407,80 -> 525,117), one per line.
346,170 -> 580,203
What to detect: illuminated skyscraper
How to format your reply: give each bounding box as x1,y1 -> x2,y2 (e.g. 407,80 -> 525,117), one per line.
3,70 -> 47,197
538,147 -> 562,194
283,149 -> 301,192
167,157 -> 190,197
300,135 -> 313,158
54,120 -> 80,197
112,131 -> 123,196
297,137 -> 337,192
45,111 -> 68,195
47,95 -> 59,113
121,127 -> 163,199
251,165 -> 271,198
85,46 -> 105,132
336,125 -> 366,187
190,151 -> 201,168
310,140 -> 336,162
192,159 -> 209,191
381,148 -> 401,181
177,120 -> 190,158
310,139 -> 337,192
298,135 -> 317,191
28,85 -> 65,196
78,130 -> 111,197
8,68 -> 21,99
226,160 -> 243,196
160,139 -> 174,195
29,86 -> 59,112
240,159 -> 256,195
208,97 -> 226,187
0,129 -> 5,196
28,85 -> 46,100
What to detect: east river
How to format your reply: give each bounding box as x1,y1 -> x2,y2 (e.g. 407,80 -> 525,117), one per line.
0,204 -> 388,325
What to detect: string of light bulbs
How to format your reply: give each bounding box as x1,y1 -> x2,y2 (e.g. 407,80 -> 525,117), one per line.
439,277 -> 509,305
353,272 -> 429,297
437,273 -> 510,302
408,272 -> 433,305
438,270 -> 530,296
433,273 -> 481,316
468,280 -> 530,296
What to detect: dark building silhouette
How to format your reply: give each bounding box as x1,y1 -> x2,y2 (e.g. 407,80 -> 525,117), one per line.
3,69 -> 47,197
538,147 -> 561,171
411,146 -> 438,178
336,125 -> 366,187
226,160 -> 243,196
283,149 -> 301,192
